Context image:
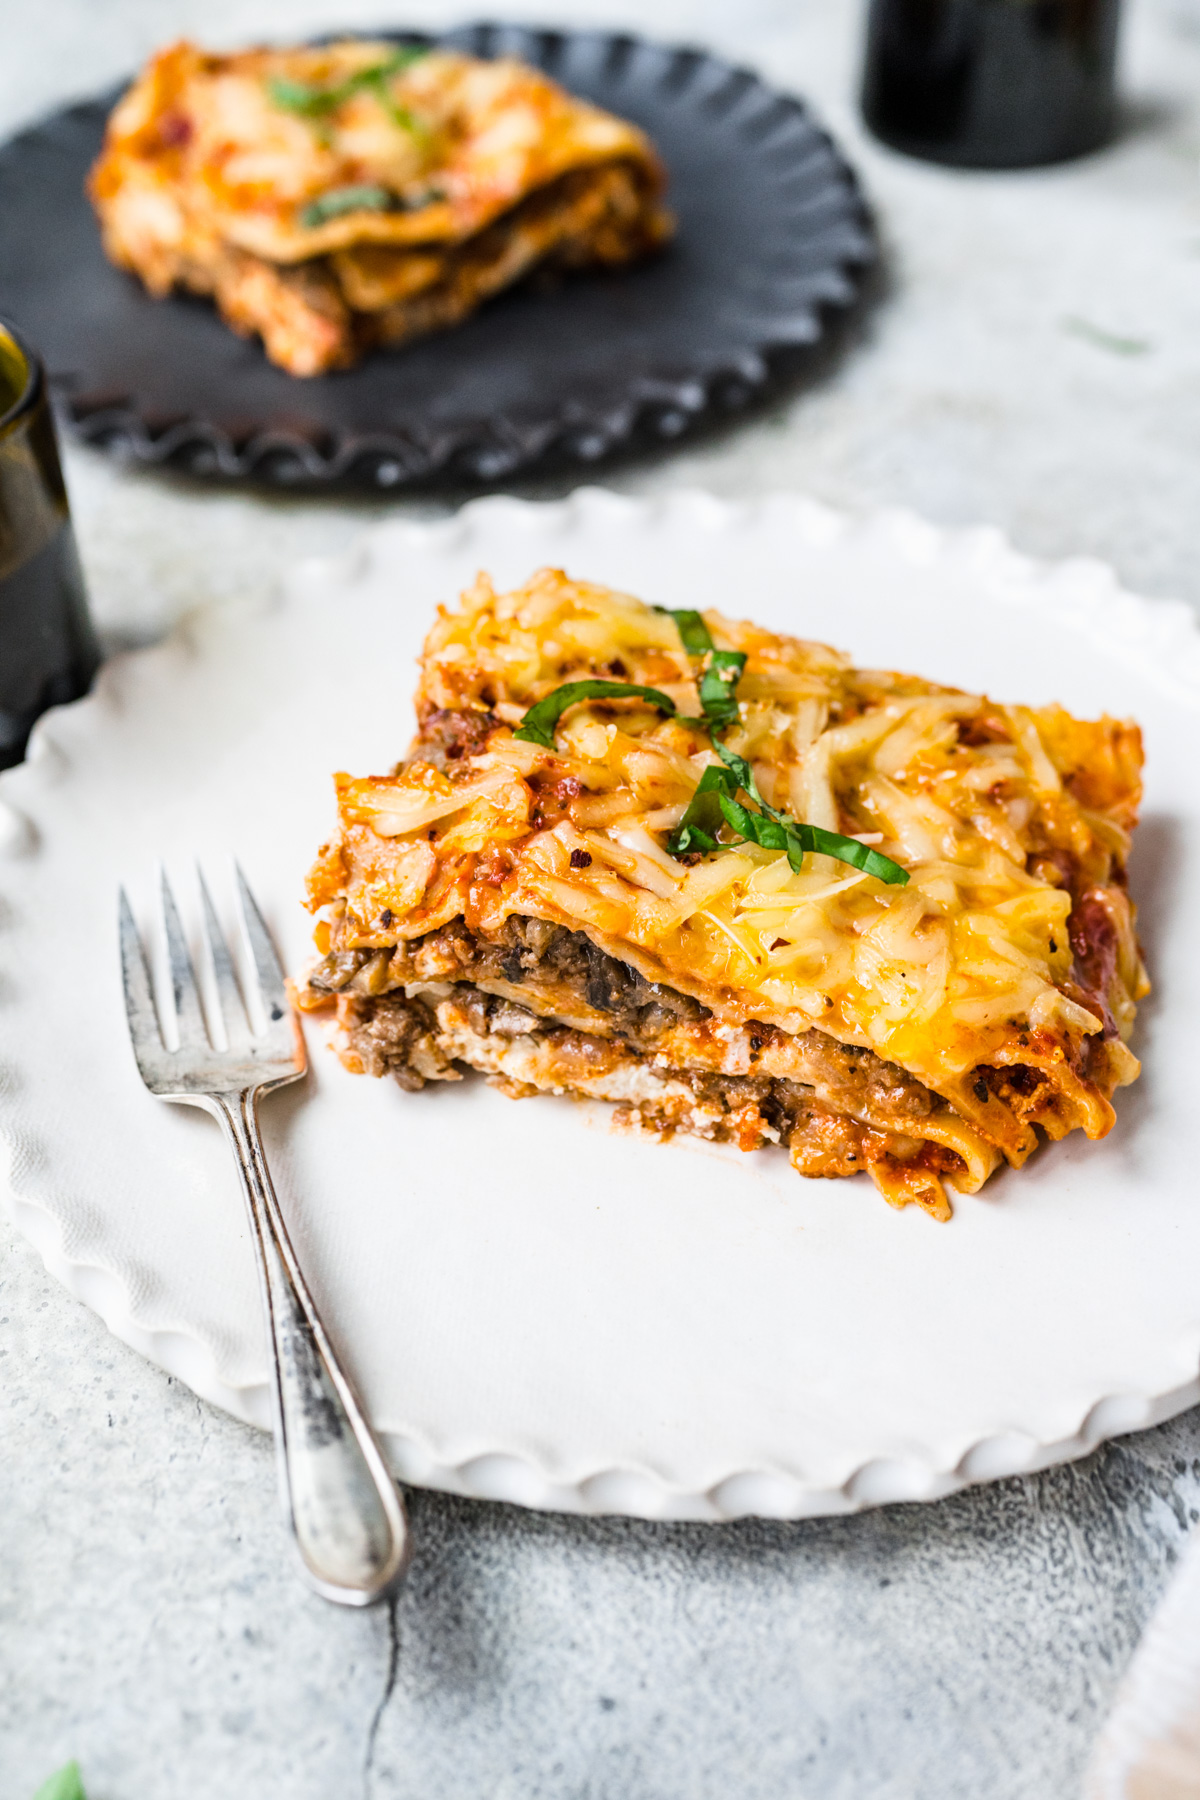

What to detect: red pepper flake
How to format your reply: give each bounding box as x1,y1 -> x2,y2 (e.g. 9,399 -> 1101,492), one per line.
158,112 -> 192,147
569,848 -> 593,870
473,846 -> 514,888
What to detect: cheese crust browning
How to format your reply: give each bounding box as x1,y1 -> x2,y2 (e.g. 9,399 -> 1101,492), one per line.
89,40 -> 672,375
300,568 -> 1148,1219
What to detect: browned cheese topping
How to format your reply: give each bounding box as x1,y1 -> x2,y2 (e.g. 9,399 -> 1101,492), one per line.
89,40 -> 672,374
299,568 -> 1148,1221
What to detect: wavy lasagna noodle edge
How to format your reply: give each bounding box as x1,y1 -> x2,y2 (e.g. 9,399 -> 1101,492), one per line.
88,39 -> 672,376
299,568 -> 1148,1221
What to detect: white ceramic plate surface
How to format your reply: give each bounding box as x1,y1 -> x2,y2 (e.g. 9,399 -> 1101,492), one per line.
3,489 -> 1198,1520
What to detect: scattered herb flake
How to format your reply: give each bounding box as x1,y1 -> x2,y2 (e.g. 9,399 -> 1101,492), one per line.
33,1764 -> 87,1800
1062,316 -> 1151,356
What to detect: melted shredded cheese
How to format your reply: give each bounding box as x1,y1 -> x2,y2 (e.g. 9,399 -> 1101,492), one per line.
306,567 -> 1148,1193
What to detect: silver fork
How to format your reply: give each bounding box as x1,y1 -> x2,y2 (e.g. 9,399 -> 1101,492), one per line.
118,865 -> 410,1607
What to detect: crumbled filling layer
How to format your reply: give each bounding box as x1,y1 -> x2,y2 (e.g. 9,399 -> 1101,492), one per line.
336,982 -> 967,1219
308,914 -> 943,1121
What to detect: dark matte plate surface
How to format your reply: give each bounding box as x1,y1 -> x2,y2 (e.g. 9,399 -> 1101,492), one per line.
0,23 -> 875,490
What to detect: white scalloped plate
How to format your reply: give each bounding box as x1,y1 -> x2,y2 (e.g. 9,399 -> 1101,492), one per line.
3,490 -> 1199,1521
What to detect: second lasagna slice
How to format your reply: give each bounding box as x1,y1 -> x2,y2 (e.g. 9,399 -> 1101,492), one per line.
89,40 -> 672,375
300,568 -> 1146,1220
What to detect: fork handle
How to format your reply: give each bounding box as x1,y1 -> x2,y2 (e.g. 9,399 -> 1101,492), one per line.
214,1090 -> 411,1606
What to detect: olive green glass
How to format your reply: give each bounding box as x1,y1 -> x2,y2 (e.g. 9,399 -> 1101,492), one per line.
0,318 -> 100,769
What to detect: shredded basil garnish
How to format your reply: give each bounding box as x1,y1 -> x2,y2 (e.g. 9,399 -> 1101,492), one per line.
668,742 -> 908,883
510,627 -> 909,886
300,184 -> 396,227
512,679 -> 679,750
654,605 -> 713,658
405,185 -> 448,209
267,76 -> 331,114
267,45 -> 428,133
652,606 -> 746,727
300,182 -> 448,226
664,764 -> 729,855
698,649 -> 748,727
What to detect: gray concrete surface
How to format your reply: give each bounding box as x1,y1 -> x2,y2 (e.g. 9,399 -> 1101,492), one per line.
4,0 -> 1200,1795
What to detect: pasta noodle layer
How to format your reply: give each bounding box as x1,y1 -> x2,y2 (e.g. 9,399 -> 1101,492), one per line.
300,568 -> 1147,1219
89,40 -> 671,374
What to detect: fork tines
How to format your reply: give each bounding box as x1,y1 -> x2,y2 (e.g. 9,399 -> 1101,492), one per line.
119,864 -> 293,1065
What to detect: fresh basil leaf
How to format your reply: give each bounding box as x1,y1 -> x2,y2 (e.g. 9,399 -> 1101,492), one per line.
712,739 -> 760,802
513,680 -> 677,750
717,790 -> 787,851
363,64 -> 427,136
651,610 -> 744,724
653,606 -> 714,658
669,742 -> 908,884
666,765 -> 733,854
402,185 -> 448,209
665,819 -> 719,855
721,744 -> 791,836
267,75 -> 335,115
801,827 -> 909,884
378,99 -> 423,135
373,44 -> 430,76
698,650 -> 747,727
721,795 -> 909,883
513,669 -> 908,885
268,46 -> 429,124
300,184 -> 397,228
712,741 -> 908,883
33,1763 -> 87,1800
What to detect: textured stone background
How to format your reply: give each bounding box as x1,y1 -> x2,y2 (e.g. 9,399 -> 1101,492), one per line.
3,1 -> 1200,1795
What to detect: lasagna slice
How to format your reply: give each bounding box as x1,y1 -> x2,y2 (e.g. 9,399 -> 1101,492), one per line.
88,39 -> 672,376
299,569 -> 1147,1221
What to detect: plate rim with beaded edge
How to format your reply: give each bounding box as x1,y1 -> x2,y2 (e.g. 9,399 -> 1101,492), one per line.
2,488 -> 1198,1521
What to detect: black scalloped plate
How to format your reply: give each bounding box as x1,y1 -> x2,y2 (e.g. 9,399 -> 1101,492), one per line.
0,24 -> 875,490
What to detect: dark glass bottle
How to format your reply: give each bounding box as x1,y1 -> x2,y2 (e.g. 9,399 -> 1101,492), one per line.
861,0 -> 1121,169
0,318 -> 100,769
